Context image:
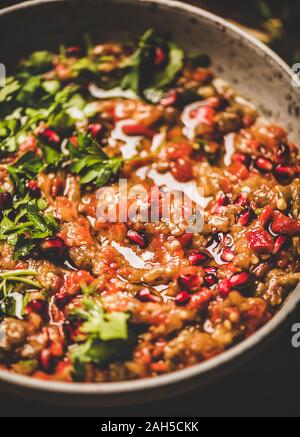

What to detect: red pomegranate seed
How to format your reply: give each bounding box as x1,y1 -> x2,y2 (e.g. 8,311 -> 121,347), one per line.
205,273 -> 218,287
178,273 -> 202,292
276,144 -> 290,164
232,153 -> 252,168
235,192 -> 249,207
170,158 -> 193,182
41,237 -> 66,258
229,271 -> 251,288
137,288 -> 161,303
237,208 -> 255,226
204,267 -> 217,275
259,206 -> 274,227
154,46 -> 166,66
218,279 -> 232,297
229,161 -> 249,181
273,235 -> 289,255
221,247 -> 235,263
188,251 -> 209,266
271,211 -> 300,236
166,142 -> 193,160
274,165 -> 295,183
211,193 -> 229,213
123,123 -> 155,139
39,128 -> 60,144
26,299 -> 47,316
177,233 -> 193,248
88,123 -> 103,140
246,229 -> 274,254
160,90 -> 178,107
175,291 -> 190,306
127,230 -> 147,248
40,349 -> 53,372
254,157 -> 273,173
0,191 -> 13,209
65,46 -> 83,58
26,180 -> 41,197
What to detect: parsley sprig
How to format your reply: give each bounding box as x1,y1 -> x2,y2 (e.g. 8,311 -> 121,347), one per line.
0,269 -> 41,319
67,133 -> 123,188
68,298 -> 133,381
121,29 -> 184,102
0,195 -> 59,260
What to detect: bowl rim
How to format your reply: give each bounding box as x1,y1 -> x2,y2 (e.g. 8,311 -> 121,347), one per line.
0,0 -> 299,397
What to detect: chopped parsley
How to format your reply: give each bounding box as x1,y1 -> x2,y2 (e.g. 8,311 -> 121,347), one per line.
121,29 -> 184,102
69,298 -> 133,381
67,133 -> 123,188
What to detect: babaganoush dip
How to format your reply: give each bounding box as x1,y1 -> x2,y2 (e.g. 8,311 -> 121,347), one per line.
0,30 -> 299,382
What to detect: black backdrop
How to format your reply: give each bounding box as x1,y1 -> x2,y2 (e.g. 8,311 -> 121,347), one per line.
0,0 -> 300,418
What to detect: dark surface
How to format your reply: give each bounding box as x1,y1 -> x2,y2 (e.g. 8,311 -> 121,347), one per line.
0,0 -> 300,418
1,308 -> 300,417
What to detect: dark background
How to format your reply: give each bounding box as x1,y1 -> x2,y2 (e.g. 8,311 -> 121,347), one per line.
1,0 -> 300,417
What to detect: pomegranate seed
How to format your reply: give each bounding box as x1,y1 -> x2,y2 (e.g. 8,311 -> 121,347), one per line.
0,192 -> 13,209
39,128 -> 60,144
273,235 -> 289,255
154,46 -> 166,66
123,124 -> 155,139
40,349 -> 53,372
229,161 -> 249,181
41,237 -> 66,259
271,211 -> 300,236
274,165 -> 295,183
237,208 -> 256,226
221,247 -> 235,263
229,271 -> 251,288
276,144 -> 290,164
259,206 -> 274,228
211,193 -> 229,213
170,158 -> 193,183
205,273 -> 218,287
177,233 -> 193,248
127,230 -> 147,248
88,123 -> 103,140
160,90 -> 179,107
218,279 -> 232,297
232,153 -> 252,168
235,192 -> 248,207
137,288 -> 162,303
204,267 -> 217,275
65,46 -> 83,58
175,291 -> 190,306
254,157 -> 273,173
166,142 -> 193,160
26,180 -> 41,197
178,274 -> 202,292
247,229 -> 274,255
188,251 -> 209,266
26,299 -> 48,316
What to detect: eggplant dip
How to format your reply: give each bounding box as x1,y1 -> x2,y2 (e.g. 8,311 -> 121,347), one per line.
0,30 -> 299,382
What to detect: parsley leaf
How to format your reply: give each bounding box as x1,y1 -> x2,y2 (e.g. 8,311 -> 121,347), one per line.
69,298 -> 133,381
121,29 -> 184,102
0,269 -> 40,320
7,152 -> 44,195
67,133 -> 123,188
0,196 -> 59,260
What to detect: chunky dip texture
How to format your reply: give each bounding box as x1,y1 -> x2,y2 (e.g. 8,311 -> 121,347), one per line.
0,30 -> 299,382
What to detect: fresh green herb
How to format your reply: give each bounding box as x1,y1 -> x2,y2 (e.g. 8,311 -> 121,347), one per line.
0,196 -> 59,260
22,51 -> 54,75
67,133 -> 123,188
0,269 -> 40,319
69,298 -> 133,381
121,29 -> 184,102
7,152 -> 44,195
